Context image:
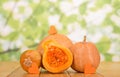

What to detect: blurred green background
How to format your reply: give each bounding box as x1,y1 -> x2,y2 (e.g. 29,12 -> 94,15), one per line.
0,0 -> 120,62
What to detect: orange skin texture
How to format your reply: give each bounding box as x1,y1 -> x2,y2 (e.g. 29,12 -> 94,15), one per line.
20,50 -> 41,73
37,26 -> 73,55
37,34 -> 73,55
70,42 -> 100,73
42,40 -> 73,73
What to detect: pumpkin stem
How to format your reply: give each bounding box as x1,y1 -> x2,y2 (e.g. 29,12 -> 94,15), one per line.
48,25 -> 57,35
83,36 -> 86,42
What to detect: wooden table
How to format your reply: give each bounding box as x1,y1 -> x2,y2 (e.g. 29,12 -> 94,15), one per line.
0,62 -> 120,77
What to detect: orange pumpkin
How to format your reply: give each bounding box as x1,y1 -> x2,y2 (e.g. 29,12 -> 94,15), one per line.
42,40 -> 73,73
20,50 -> 41,74
70,36 -> 100,73
37,25 -> 73,55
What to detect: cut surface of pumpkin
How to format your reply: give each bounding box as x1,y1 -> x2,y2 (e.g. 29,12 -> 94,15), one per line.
42,40 -> 73,73
47,46 -> 68,68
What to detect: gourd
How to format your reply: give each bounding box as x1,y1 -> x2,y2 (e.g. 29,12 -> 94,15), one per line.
20,50 -> 41,74
42,40 -> 73,73
70,36 -> 100,74
37,25 -> 73,55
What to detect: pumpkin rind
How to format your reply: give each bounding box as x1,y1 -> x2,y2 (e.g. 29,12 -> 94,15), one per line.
42,40 -> 73,73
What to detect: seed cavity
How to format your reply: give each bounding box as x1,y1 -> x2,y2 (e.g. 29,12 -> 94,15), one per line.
47,46 -> 68,67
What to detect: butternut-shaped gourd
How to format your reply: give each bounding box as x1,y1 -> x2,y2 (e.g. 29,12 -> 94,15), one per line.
70,36 -> 100,74
42,40 -> 73,73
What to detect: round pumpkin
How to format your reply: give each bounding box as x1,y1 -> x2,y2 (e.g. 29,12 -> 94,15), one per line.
42,40 -> 73,73
37,25 -> 73,55
20,50 -> 41,73
70,36 -> 100,73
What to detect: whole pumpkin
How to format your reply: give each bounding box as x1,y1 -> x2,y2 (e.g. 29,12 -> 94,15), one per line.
20,50 -> 41,73
37,26 -> 73,55
70,36 -> 100,73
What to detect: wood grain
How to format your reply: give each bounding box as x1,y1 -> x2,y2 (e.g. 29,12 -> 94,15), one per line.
1,62 -> 120,77
7,66 -> 103,77
0,61 -> 19,77
98,62 -> 120,77
40,68 -> 70,77
67,68 -> 103,77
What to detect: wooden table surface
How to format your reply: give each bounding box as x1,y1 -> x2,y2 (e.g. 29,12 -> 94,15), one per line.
0,61 -> 120,77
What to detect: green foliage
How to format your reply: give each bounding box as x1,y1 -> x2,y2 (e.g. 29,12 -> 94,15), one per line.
112,0 -> 120,11
96,36 -> 111,54
113,25 -> 120,33
0,51 -> 21,61
79,2 -> 88,15
61,15 -> 78,26
79,19 -> 86,28
104,53 -> 113,61
0,45 -> 3,52
95,0 -> 111,8
102,13 -> 120,34
8,17 -> 20,29
0,0 -> 120,61
3,31 -> 19,41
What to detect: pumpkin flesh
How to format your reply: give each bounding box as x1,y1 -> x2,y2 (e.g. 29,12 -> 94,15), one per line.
42,40 -> 73,73
47,46 -> 68,68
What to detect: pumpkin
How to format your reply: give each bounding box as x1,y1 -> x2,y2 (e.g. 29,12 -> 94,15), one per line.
37,25 -> 73,55
70,36 -> 100,74
20,50 -> 41,74
42,40 -> 73,73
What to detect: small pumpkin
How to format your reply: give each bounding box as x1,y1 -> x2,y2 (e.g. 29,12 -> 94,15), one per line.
70,36 -> 100,74
37,25 -> 73,55
20,50 -> 41,74
42,40 -> 73,73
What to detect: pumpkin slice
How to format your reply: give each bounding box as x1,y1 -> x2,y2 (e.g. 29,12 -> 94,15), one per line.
84,63 -> 96,74
28,62 -> 39,74
42,40 -> 73,73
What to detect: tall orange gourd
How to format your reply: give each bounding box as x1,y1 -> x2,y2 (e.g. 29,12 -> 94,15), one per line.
70,36 -> 100,74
